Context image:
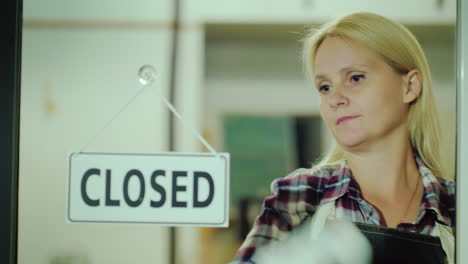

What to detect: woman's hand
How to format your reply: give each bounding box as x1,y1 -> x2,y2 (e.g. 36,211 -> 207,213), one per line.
254,219 -> 372,264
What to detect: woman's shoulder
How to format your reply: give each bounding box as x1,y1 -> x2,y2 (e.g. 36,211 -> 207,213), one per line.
270,166 -> 344,196
262,166 -> 343,218
437,177 -> 455,192
428,176 -> 456,226
435,176 -> 455,205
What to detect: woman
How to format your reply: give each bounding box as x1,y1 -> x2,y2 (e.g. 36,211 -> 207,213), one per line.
230,12 -> 455,264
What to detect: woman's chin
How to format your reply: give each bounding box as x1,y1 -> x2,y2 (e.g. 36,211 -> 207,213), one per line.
336,136 -> 367,150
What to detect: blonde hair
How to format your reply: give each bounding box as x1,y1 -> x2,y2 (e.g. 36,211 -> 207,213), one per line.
302,12 -> 446,179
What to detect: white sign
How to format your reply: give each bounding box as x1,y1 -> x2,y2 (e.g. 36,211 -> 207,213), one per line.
68,152 -> 230,227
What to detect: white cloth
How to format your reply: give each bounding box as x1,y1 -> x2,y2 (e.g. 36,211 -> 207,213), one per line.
309,201 -> 454,264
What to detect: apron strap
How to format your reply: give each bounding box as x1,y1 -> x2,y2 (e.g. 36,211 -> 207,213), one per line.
431,221 -> 455,264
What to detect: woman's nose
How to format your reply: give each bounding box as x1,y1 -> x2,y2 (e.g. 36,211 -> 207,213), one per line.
328,87 -> 349,109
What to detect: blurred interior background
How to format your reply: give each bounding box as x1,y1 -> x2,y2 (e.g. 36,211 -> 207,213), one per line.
20,0 -> 456,263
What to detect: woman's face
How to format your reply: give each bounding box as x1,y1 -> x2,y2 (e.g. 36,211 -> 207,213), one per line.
314,36 -> 412,151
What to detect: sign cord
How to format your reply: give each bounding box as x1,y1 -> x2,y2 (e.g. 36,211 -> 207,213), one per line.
78,65 -> 219,157
154,85 -> 218,156
79,85 -> 148,153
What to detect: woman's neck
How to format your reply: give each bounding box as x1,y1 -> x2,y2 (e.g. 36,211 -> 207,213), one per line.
344,139 -> 420,201
344,138 -> 423,227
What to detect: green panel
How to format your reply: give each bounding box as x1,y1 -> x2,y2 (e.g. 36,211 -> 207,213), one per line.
223,115 -> 297,208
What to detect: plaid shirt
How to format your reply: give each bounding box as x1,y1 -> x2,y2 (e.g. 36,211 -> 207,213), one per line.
230,154 -> 455,263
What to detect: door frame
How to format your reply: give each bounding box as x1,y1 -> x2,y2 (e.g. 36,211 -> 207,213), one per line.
0,0 -> 22,264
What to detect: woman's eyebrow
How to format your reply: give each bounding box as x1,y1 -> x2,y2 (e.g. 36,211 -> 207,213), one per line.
314,64 -> 370,80
314,64 -> 371,82
314,74 -> 327,82
339,64 -> 369,73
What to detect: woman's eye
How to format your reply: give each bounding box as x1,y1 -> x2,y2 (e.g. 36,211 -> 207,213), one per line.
350,74 -> 365,82
319,84 -> 330,93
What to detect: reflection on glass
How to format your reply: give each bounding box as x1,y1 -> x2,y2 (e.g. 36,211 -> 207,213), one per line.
20,1 -> 457,264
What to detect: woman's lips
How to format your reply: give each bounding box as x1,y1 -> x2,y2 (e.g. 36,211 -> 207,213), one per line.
336,116 -> 359,125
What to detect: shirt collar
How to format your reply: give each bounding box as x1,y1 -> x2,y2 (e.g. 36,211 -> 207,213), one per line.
320,159 -> 354,204
414,154 -> 452,226
320,154 -> 452,226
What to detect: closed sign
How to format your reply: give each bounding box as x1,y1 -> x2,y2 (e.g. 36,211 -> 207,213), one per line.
68,152 -> 229,227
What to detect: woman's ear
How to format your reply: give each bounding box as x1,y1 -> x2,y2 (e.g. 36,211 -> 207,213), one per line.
402,69 -> 422,104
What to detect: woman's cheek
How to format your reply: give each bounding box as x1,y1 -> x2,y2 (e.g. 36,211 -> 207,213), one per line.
319,104 -> 326,123
319,107 -> 332,128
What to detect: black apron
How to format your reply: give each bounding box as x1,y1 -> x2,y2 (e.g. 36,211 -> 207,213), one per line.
355,222 -> 447,264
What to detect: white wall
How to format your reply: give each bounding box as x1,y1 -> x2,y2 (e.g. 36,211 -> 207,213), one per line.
20,1 -> 172,264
